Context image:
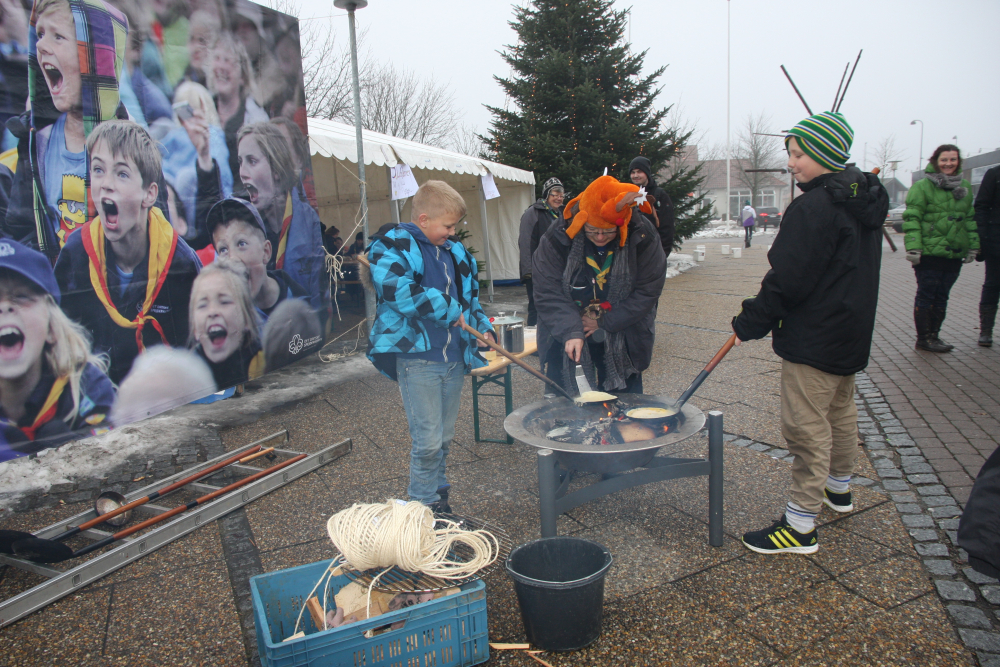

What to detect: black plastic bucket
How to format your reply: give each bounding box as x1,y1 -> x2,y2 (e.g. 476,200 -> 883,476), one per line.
505,537 -> 613,651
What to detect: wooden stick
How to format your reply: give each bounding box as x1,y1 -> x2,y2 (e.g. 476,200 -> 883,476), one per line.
460,323 -> 576,402
306,596 -> 326,631
239,447 -> 275,463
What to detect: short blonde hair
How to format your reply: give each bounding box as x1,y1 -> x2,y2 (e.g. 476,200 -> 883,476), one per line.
86,120 -> 162,188
411,180 -> 467,221
172,81 -> 221,126
188,258 -> 261,349
35,0 -> 71,20
237,122 -> 297,194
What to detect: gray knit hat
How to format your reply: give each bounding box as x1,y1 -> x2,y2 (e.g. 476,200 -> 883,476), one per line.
541,177 -> 564,199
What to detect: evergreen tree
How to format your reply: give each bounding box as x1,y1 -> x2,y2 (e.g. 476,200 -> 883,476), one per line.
484,0 -> 711,244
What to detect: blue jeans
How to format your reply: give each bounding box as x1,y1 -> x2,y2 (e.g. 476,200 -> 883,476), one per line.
396,358 -> 465,504
914,268 -> 960,309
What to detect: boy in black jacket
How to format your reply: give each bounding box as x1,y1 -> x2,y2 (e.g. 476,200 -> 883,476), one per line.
733,112 -> 889,554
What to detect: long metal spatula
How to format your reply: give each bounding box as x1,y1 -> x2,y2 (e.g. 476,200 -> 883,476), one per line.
0,443 -> 264,555
671,333 -> 739,412
12,454 -> 307,564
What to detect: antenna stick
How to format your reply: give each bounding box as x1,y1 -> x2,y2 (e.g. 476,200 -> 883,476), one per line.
780,65 -> 813,115
832,61 -> 849,111
835,50 -> 863,112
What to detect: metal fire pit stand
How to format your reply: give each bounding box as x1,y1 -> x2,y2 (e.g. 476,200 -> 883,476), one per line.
0,432 -> 352,628
537,411 -> 724,546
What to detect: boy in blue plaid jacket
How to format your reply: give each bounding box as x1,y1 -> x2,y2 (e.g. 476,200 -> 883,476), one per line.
367,180 -> 494,512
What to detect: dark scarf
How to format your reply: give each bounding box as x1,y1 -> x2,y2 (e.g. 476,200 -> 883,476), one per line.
560,233 -> 637,391
926,171 -> 968,200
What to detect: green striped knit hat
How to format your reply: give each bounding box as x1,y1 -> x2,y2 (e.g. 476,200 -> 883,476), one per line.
785,112 -> 854,172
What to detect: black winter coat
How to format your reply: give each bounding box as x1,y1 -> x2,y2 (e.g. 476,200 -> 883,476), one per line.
732,167 -> 889,375
518,200 -> 559,279
533,213 -> 666,371
958,445 -> 1000,579
974,165 -> 1000,257
641,178 -> 675,258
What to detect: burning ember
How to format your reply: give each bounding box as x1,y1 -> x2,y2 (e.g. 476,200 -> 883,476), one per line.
543,398 -> 674,446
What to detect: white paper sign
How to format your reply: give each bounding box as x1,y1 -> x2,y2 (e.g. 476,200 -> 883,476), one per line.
481,172 -> 501,200
390,164 -> 419,201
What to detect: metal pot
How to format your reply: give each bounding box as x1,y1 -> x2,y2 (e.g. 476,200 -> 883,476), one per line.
490,312 -> 525,353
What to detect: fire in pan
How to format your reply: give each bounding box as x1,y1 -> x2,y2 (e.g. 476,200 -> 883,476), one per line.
504,395 -> 705,474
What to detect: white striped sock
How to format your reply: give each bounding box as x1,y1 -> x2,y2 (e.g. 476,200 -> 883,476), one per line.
826,475 -> 850,494
785,502 -> 817,534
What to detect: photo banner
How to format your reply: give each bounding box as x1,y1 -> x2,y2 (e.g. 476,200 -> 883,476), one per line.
0,0 -> 328,461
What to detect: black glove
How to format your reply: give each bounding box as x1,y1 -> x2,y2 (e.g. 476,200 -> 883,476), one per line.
521,273 -> 532,284
976,251 -> 985,262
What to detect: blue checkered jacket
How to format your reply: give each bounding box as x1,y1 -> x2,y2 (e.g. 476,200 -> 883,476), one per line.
366,225 -> 492,380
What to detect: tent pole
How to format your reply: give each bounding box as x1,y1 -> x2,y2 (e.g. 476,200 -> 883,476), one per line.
344,2 -> 375,325
478,178 -> 495,303
387,166 -> 400,224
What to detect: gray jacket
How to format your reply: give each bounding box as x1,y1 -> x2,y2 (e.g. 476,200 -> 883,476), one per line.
532,214 -> 666,370
518,199 -> 560,279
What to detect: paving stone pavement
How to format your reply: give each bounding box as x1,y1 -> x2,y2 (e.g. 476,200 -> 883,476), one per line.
0,233 -> 995,666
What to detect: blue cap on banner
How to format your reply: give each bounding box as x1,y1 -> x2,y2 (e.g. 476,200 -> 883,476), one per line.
0,240 -> 61,303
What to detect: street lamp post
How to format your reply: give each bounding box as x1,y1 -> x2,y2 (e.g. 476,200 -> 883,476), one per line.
910,119 -> 923,171
333,0 -> 374,325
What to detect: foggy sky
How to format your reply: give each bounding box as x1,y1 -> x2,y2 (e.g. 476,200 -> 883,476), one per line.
295,0 -> 1000,180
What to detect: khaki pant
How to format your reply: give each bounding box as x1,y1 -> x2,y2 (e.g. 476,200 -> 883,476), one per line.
781,360 -> 858,513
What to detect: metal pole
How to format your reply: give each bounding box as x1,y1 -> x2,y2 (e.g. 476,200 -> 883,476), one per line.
724,0 -> 730,222
387,166 -> 400,224
345,4 -> 375,324
708,411 -> 724,547
478,179 -> 495,302
538,449 -> 557,537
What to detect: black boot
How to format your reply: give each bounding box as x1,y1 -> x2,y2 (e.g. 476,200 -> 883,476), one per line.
915,306 -> 951,352
928,305 -> 955,351
980,304 -> 997,347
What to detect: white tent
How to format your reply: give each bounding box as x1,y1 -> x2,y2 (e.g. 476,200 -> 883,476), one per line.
306,118 -> 536,294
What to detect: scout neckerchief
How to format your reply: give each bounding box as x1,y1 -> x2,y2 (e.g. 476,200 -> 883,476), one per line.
586,249 -> 614,291
274,194 -> 294,269
14,375 -> 69,441
81,207 -> 178,352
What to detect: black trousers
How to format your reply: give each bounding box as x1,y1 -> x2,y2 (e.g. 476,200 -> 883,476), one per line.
981,252 -> 1000,308
525,277 -> 537,326
744,225 -> 754,244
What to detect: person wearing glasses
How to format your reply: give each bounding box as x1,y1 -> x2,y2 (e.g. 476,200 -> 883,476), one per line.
532,175 -> 666,395
518,177 -> 565,326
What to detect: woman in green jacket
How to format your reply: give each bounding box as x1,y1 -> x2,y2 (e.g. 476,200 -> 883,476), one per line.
902,144 -> 978,352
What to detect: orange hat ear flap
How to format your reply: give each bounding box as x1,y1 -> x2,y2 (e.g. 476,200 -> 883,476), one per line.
619,225 -> 628,246
565,211 -> 588,239
563,194 -> 583,220
639,199 -> 653,214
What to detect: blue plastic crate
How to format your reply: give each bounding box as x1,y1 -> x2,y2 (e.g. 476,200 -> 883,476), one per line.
250,560 -> 490,667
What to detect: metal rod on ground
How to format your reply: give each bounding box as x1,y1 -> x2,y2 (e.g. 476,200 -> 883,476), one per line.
780,65 -> 813,115
538,449 -> 557,538
478,177 -> 495,302
708,411 -> 724,547
834,50 -> 862,113
832,61 -> 849,112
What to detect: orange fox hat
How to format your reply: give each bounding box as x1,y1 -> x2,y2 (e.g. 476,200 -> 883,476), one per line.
562,175 -> 653,247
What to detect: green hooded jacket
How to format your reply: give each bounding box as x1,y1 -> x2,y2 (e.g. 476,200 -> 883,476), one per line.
902,164 -> 978,258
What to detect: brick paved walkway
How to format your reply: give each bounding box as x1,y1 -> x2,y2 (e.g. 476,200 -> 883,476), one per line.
867,235 -> 999,505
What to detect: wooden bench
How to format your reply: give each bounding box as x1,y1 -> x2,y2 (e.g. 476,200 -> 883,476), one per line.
470,329 -> 537,443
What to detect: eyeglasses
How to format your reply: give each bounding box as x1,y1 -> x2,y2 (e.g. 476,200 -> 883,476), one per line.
584,228 -> 617,238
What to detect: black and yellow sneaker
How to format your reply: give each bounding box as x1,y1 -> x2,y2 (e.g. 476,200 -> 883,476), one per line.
823,488 -> 854,513
742,516 -> 818,554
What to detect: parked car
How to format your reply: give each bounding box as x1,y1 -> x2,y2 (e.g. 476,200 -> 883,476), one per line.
886,204 -> 906,233
756,207 -> 782,228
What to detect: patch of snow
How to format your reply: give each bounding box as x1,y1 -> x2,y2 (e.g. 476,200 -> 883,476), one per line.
692,220 -> 778,239
0,354 -> 375,509
667,253 -> 697,279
